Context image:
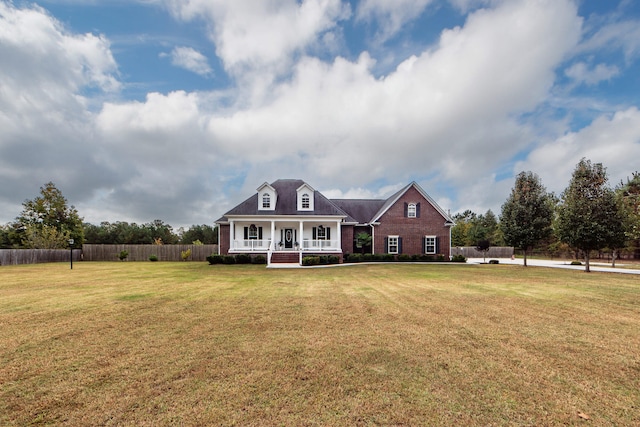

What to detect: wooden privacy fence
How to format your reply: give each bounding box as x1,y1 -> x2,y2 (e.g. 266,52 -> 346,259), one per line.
81,244 -> 218,262
0,249 -> 80,266
451,246 -> 514,259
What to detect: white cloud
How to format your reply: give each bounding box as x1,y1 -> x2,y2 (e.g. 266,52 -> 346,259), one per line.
564,62 -> 619,86
207,0 -> 582,197
356,0 -> 435,42
321,183 -> 405,200
3,0 -> 638,228
515,107 -> 640,195
0,1 -> 120,214
579,19 -> 640,63
447,0 -> 494,14
0,2 -> 119,94
160,0 -> 350,76
163,46 -> 213,77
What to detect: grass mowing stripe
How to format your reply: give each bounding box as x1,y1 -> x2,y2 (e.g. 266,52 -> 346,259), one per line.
1,262 -> 639,425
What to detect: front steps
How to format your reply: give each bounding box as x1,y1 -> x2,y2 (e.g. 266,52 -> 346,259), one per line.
270,252 -> 300,264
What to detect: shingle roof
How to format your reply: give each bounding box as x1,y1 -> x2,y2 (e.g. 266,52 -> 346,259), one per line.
219,179 -> 349,220
217,179 -> 453,226
330,199 -> 386,224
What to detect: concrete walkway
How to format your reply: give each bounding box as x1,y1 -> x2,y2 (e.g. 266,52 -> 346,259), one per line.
467,258 -> 640,275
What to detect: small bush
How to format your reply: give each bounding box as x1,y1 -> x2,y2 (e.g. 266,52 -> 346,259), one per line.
398,254 -> 412,262
363,253 -> 374,262
348,253 -> 363,263
148,254 -> 158,262
181,249 -> 192,261
235,254 -> 252,264
206,254 -> 223,265
302,256 -> 320,266
488,259 -> 499,264
222,255 -> 236,265
383,254 -> 396,262
570,260 -> 582,266
118,250 -> 129,261
451,254 -> 467,263
252,255 -> 266,264
328,255 -> 340,264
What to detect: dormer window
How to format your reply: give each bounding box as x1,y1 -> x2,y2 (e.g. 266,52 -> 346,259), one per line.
257,182 -> 277,211
297,183 -> 314,211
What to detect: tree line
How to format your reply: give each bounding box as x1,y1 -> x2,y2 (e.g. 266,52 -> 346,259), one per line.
2,158 -> 639,272
0,182 -> 217,249
453,159 -> 639,272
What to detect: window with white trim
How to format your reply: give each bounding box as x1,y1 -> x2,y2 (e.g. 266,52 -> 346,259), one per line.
262,193 -> 271,209
317,225 -> 326,240
248,224 -> 258,240
388,236 -> 399,254
302,193 -> 310,209
408,203 -> 417,218
425,236 -> 436,254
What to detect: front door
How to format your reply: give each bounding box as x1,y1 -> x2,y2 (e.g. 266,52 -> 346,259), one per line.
284,228 -> 294,249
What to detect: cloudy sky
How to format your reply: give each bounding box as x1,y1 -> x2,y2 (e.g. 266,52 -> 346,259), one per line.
1,0 -> 639,228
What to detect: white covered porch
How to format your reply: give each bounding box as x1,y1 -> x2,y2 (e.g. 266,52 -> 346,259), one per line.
228,218 -> 342,254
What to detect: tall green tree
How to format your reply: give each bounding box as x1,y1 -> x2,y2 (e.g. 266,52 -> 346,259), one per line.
556,159 -> 626,272
616,172 -> 640,259
500,171 -> 554,266
14,182 -> 84,248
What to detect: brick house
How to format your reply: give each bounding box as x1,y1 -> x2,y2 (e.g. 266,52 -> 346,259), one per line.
216,179 -> 454,265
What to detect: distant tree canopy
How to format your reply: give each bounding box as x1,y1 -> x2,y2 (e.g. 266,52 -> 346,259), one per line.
83,221 -> 217,245
451,209 -> 503,247
13,182 -> 84,249
178,224 -> 218,245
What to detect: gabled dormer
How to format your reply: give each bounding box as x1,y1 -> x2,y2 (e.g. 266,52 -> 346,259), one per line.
257,182 -> 277,211
296,183 -> 315,211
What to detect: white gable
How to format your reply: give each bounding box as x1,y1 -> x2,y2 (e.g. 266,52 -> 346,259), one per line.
296,183 -> 314,211
257,182 -> 277,211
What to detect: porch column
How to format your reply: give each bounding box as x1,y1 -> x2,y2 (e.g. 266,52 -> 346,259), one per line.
270,220 -> 275,251
299,220 -> 304,251
336,220 -> 341,251
229,220 -> 235,250
370,224 -> 375,255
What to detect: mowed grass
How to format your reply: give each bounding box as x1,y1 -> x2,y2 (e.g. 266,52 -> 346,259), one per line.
1,262 -> 639,426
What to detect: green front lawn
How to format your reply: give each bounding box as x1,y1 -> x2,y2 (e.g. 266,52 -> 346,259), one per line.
1,262 -> 639,425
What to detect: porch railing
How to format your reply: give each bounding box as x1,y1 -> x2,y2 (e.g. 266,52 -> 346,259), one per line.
231,239 -> 340,252
301,239 -> 339,251
232,239 -> 271,251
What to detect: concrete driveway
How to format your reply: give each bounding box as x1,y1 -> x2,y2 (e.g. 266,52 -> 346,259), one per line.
467,257 -> 640,275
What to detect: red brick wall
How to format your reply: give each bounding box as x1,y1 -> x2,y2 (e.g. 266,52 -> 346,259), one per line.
373,187 -> 451,257
219,224 -> 230,255
341,224 -> 354,254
